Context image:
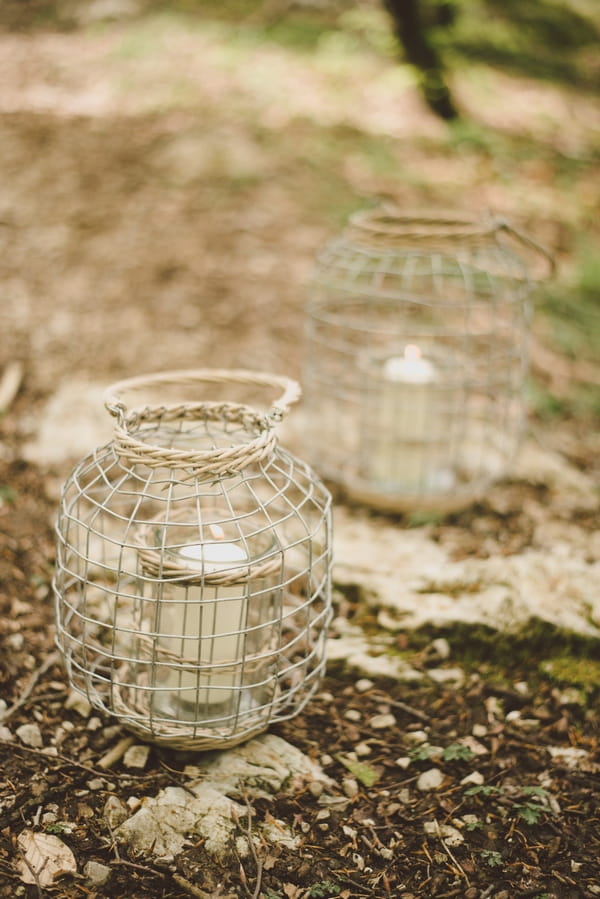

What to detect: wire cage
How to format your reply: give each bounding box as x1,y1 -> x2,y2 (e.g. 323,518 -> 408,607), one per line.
53,370 -> 333,751
303,209 -> 551,513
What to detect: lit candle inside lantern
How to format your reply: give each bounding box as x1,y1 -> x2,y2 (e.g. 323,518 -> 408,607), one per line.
366,344 -> 438,492
153,523 -> 249,721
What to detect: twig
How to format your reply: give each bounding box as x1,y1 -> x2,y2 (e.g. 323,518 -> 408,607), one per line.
372,692 -> 430,723
0,651 -> 61,723
243,793 -> 263,899
173,873 -> 236,899
97,735 -> 135,770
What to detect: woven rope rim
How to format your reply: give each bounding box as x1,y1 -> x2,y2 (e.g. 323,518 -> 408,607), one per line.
344,208 -> 555,276
104,369 -> 301,479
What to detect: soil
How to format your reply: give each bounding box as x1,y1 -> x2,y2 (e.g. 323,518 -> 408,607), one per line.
1,4 -> 600,898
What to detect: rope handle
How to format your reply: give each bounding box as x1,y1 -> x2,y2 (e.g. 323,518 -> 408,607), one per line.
104,368 -> 301,427
103,369 -> 301,479
346,208 -> 555,278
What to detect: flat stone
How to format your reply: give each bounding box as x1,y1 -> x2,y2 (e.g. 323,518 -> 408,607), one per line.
417,768 -> 444,791
114,734 -> 333,862
123,744 -> 150,770
84,861 -> 111,887
16,723 -> 43,748
64,690 -> 93,718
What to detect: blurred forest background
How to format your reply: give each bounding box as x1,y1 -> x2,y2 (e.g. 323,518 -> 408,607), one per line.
0,0 -> 599,422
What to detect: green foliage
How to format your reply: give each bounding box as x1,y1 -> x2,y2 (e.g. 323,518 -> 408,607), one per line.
480,849 -> 503,867
0,486 -> 15,504
307,881 -> 342,899
335,754 -> 379,787
464,784 -> 503,797
541,657 -> 600,691
442,743 -> 476,762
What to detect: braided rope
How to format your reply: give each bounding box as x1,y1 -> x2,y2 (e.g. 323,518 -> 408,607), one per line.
104,370 -> 301,479
113,403 -> 278,479
105,368 -> 301,424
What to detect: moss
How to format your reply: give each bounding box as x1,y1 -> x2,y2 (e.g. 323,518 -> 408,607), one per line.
540,657 -> 600,691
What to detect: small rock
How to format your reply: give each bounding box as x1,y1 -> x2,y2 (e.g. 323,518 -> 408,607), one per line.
16,723 -> 43,748
417,768 -> 444,791
354,678 -> 375,693
87,717 -> 103,731
308,781 -> 323,798
460,771 -> 484,786
342,778 -> 359,798
64,690 -> 92,718
430,638 -> 451,659
427,667 -> 465,685
369,713 -> 396,730
103,795 -> 129,829
344,709 -> 361,722
0,699 -> 7,713
405,729 -> 429,744
0,726 -> 14,741
472,723 -> 488,737
395,757 -> 411,769
84,860 -> 111,887
355,741 -> 372,757
123,744 -> 150,770
87,778 -> 106,791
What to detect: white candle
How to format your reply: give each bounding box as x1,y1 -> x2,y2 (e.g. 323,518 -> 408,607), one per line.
153,524 -> 249,720
366,344 -> 437,491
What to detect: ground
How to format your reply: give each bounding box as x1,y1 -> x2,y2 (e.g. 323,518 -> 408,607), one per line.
0,2 -> 600,898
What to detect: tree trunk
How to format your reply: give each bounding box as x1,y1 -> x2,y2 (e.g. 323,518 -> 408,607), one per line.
383,0 -> 458,120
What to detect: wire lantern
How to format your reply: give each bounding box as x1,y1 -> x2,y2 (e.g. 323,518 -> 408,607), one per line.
303,209 -> 551,513
53,369 -> 333,751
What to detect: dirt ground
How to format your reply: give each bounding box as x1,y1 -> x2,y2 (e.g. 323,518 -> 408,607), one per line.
1,4 -> 600,898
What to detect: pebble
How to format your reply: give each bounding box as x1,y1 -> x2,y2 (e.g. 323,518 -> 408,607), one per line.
354,678 -> 375,693
123,744 -> 150,769
405,729 -> 428,744
427,667 -> 465,685
84,860 -> 111,887
369,713 -> 396,730
430,637 -> 451,659
355,742 -> 372,757
472,723 -> 488,737
417,768 -> 444,791
344,709 -> 361,722
395,757 -> 411,769
342,778 -> 359,798
87,778 -> 106,791
308,781 -> 323,798
0,726 -> 14,741
64,690 -> 92,718
103,795 -> 128,828
460,770 -> 484,786
16,723 -> 43,748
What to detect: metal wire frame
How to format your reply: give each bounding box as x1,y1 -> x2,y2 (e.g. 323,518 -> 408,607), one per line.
53,372 -> 333,750
303,211 -> 539,512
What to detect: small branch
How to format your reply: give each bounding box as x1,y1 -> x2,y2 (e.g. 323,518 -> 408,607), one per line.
97,736 -> 135,770
0,651 -> 61,723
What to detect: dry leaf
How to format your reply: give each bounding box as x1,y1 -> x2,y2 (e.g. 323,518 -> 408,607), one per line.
17,829 -> 77,886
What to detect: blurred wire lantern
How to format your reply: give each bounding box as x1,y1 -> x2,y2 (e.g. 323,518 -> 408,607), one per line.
53,370 -> 333,750
304,209 -> 552,513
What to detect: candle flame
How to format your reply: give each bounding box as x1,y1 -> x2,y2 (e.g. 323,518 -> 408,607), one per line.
404,344 -> 422,362
208,523 -> 226,541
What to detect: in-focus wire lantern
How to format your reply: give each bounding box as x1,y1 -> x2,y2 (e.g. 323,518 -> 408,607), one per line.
303,209 -> 552,513
53,370 -> 333,750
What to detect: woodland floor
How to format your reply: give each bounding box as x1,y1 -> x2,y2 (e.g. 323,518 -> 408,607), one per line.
1,2 -> 600,898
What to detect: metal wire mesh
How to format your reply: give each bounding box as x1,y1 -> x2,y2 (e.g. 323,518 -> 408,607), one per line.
53,370 -> 333,750
303,209 -> 547,512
